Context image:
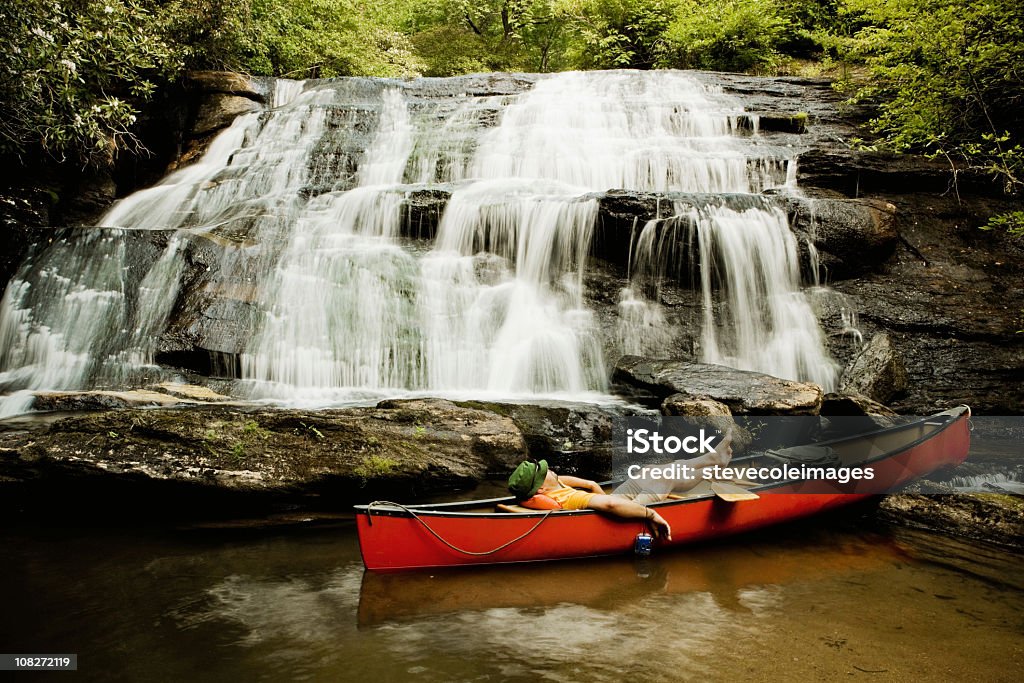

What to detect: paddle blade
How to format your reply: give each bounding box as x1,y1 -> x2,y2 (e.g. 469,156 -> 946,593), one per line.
711,482 -> 760,502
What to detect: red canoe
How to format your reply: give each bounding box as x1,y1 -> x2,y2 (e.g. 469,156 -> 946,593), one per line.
355,406 -> 971,571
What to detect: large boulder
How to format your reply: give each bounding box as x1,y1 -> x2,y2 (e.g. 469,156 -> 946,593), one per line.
839,333 -> 908,404
661,396 -> 732,417
185,71 -> 267,103
191,94 -> 261,136
614,356 -> 823,415
660,396 -> 753,454
453,400 -> 640,476
31,390 -> 185,412
0,399 -> 527,515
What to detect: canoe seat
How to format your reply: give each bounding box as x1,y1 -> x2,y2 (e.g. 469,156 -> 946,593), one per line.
765,445 -> 840,467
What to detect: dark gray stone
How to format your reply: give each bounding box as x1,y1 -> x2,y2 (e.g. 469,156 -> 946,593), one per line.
453,399 -> 648,477
614,356 -> 823,415
839,333 -> 909,404
820,392 -> 899,417
785,196 -> 898,279
796,149 -> 1001,198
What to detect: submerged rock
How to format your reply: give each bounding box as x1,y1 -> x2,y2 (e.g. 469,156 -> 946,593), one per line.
878,491 -> 1024,551
614,356 -> 823,415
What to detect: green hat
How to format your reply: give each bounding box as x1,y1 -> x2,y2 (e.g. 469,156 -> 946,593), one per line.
508,459 -> 548,500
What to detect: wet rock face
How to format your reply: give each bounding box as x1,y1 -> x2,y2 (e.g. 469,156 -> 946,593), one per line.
784,197 -> 898,279
798,150 -> 947,196
824,193 -> 1024,414
388,188 -> 902,282
613,356 -> 823,415
3,70 -> 1022,418
839,333 -> 908,404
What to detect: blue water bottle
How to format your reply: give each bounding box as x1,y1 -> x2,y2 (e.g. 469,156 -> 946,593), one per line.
634,532 -> 654,556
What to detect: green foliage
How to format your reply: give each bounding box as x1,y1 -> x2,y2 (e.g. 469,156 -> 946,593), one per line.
657,0 -> 786,72
0,0 -> 179,166
161,0 -> 422,77
775,0 -> 839,57
828,0 -> 1024,195
407,0 -> 566,74
981,211 -> 1024,239
242,420 -> 270,439
560,0 -> 675,70
297,421 -> 326,439
3,0 -> 1022,219
354,455 -> 400,480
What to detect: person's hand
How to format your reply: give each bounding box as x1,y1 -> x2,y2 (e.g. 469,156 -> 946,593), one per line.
647,509 -> 672,541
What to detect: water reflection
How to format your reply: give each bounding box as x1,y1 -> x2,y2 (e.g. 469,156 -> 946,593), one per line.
355,537 -> 892,626
2,521 -> 1021,682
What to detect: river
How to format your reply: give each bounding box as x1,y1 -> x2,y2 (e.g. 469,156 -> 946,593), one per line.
2,510 -> 1020,682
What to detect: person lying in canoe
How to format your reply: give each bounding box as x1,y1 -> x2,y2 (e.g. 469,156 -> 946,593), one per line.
508,458 -> 674,540
507,431 -> 734,542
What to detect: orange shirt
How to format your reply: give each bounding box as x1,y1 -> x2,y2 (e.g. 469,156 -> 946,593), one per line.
545,485 -> 596,510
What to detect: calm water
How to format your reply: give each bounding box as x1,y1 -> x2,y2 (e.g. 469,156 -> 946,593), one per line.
1,513 -> 1021,682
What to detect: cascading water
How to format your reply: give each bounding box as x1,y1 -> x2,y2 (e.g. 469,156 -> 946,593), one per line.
0,70 -> 840,414
625,198 -> 838,388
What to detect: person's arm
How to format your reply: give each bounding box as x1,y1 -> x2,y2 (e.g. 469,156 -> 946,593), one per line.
557,475 -> 604,494
586,494 -> 672,540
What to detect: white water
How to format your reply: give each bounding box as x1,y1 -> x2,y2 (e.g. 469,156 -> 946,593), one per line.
0,70 -> 840,413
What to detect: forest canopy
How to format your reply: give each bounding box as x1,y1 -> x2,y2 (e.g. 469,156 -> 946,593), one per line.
1,0 -> 1021,217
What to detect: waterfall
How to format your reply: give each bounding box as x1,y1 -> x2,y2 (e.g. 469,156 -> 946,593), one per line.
0,70 -> 840,414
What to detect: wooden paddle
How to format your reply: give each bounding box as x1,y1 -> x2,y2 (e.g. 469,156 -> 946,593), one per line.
710,482 -> 760,502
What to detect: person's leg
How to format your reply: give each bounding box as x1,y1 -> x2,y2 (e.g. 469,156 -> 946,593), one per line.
611,475 -> 672,501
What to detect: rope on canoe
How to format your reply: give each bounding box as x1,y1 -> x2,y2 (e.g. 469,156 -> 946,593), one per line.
366,501 -> 555,556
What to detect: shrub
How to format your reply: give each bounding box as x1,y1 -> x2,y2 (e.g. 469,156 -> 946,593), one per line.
657,0 -> 786,73
0,0 -> 179,166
